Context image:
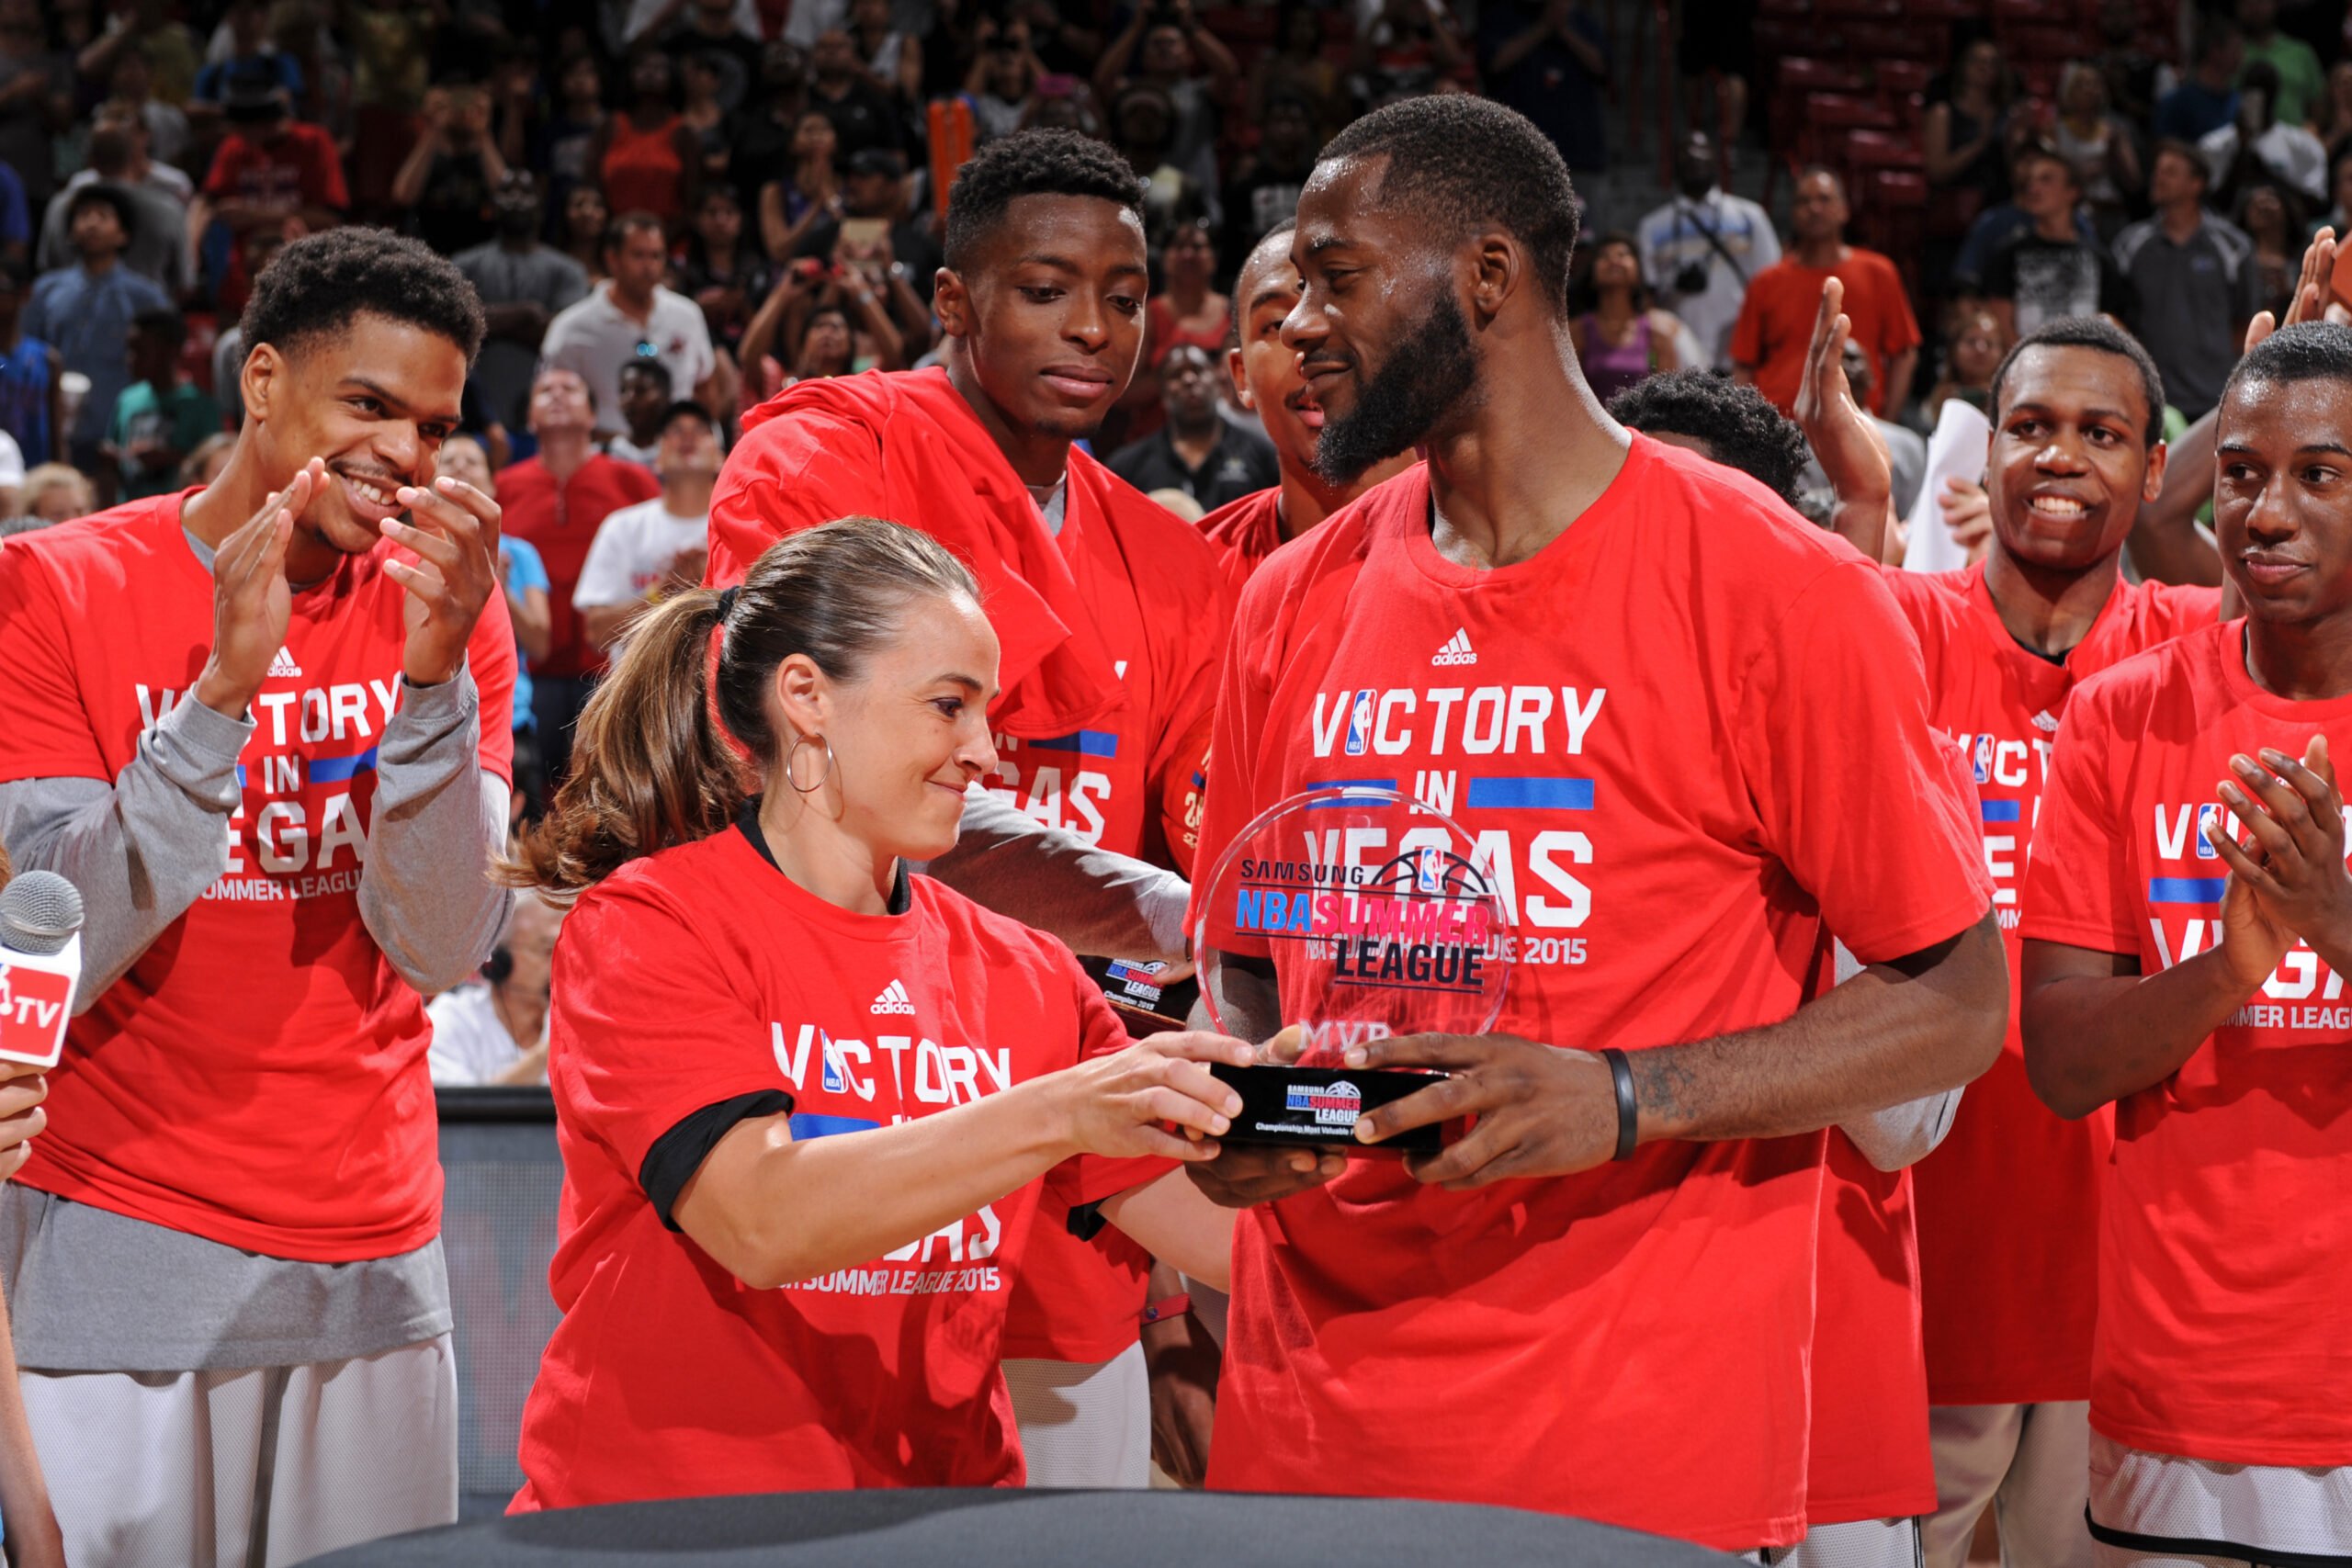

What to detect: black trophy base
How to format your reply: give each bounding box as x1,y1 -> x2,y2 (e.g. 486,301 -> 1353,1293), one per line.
1209,1063 -> 1443,1155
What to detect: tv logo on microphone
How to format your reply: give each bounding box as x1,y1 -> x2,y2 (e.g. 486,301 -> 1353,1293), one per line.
0,959 -> 73,1068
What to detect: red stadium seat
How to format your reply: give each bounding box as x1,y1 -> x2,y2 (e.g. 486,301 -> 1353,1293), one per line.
1839,21 -> 1939,63
1876,61 -> 1936,100
1803,92 -> 1899,167
1780,57 -> 1870,94
1846,128 -> 1925,173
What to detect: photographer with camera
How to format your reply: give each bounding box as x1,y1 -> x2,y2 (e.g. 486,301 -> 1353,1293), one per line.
1639,130 -> 1779,369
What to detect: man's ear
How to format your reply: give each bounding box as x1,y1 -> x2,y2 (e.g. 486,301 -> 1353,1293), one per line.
1227,344 -> 1256,411
1466,230 -> 1521,326
241,341 -> 281,426
934,266 -> 973,340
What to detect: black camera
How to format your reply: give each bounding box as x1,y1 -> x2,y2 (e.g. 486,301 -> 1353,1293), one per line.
1674,259 -> 1712,296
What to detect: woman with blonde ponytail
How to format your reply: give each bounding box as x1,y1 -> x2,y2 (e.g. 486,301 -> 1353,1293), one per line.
507,517 -> 1251,1510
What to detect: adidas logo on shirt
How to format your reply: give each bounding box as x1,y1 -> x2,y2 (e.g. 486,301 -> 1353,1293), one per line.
871,979 -> 915,1016
1431,629 -> 1477,667
266,647 -> 302,679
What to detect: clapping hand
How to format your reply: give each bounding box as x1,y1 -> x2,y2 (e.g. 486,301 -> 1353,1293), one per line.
194,459 -> 321,718
383,475 -> 502,688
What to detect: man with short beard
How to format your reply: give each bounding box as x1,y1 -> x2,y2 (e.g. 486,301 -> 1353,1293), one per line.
1197,219 -> 1417,592
0,228 -> 515,1564
706,129 -> 1232,1490
1186,95 -> 2006,1551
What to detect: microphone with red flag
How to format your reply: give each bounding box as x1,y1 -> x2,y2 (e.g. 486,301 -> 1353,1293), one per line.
0,872 -> 83,1068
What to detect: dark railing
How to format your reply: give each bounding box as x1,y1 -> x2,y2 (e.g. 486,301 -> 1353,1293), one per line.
435,1087 -> 561,1519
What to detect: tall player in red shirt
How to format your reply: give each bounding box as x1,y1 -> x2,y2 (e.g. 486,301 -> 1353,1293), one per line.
1198,220 -> 1418,593
1187,96 -> 2006,1551
506,518 -> 1250,1507
0,230 -> 514,1566
2022,321 -> 2352,1565
704,130 -> 1232,1485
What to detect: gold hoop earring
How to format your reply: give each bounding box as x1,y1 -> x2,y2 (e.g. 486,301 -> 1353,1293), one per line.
784,732 -> 836,795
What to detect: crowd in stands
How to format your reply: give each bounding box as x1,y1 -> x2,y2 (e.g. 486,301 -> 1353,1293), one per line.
0,0 -> 2342,1091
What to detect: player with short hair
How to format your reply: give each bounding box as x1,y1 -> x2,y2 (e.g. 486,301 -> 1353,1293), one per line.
1187,95 -> 2005,1552
706,128 -> 1234,1488
1606,368 -> 1811,505
0,227 -> 516,1564
1197,219 -> 1418,592
2021,320 -> 2352,1567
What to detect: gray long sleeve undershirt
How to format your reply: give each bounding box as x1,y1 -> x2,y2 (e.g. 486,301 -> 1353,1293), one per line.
0,671 -> 511,1010
914,790 -> 1193,966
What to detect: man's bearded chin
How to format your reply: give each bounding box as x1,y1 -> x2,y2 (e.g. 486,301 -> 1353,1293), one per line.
1313,289 -> 1478,485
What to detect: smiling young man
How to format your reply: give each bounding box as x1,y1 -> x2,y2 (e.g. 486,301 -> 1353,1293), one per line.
1197,220 -> 1418,592
2020,321 -> 2352,1568
0,229 -> 515,1564
705,127 -> 1232,1489
1798,295 -> 2224,1568
1187,95 -> 2005,1552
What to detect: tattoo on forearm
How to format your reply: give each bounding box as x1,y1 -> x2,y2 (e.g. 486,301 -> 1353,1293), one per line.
1630,1049 -> 1702,1134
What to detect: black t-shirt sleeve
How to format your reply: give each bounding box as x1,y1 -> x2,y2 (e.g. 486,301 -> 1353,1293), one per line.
1981,237 -> 2019,301
2099,253 -> 2136,321
639,1089 -> 796,1232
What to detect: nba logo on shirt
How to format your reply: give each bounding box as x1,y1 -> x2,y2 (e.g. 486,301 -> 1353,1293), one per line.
2196,803 -> 2222,859
1343,690 -> 1375,758
820,1038 -> 848,1095
1415,846 -> 1444,895
1972,735 -> 1994,785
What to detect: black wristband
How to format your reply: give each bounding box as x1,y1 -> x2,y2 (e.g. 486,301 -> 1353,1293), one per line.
1600,1047 -> 1638,1162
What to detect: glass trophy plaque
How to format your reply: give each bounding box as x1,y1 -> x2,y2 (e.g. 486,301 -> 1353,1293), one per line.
1193,785 -> 1511,1154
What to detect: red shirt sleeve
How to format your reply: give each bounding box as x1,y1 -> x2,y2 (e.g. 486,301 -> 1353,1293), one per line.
1143,533 -> 1232,877
303,127 -> 349,211
2018,674 -> 2139,954
0,542 -> 106,784
704,410 -> 885,586
201,139 -> 244,200
550,877 -> 789,1181
1734,557 -> 1992,963
1730,272 -> 1769,367
1868,254 -> 1923,360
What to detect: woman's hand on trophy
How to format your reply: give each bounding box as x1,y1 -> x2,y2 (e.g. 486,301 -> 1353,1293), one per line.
1341,1033 -> 1620,1189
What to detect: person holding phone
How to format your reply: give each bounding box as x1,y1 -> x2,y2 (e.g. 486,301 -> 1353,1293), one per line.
507,518 -> 1247,1506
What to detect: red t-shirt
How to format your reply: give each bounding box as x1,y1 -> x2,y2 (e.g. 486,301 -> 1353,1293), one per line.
497,454 -> 660,680
2023,623 -> 2352,1468
707,367 -> 1231,1363
202,124 -> 352,319
1812,1135 -> 1938,1524
0,490 -> 516,1261
1884,566 -> 2218,1405
1192,441 -> 1990,1548
511,826 -> 1158,1509
1730,248 -> 1920,414
1197,484 -> 1285,598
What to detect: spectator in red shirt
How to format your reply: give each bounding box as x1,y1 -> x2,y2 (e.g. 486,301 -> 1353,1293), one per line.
1732,167 -> 1920,416
198,65 -> 349,320
200,67 -> 349,239
496,367 -> 660,783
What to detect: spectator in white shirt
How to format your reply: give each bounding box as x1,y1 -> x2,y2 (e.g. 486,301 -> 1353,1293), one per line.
573,400 -> 723,654
1638,131 -> 1780,368
425,894 -> 564,1088
2200,59 -> 2326,203
539,212 -> 720,443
